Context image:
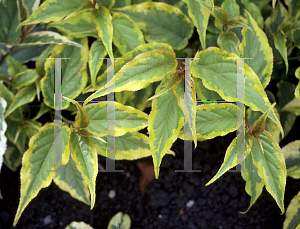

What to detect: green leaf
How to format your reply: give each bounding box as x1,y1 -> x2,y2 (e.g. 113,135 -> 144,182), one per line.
36,44 -> 53,78
226,19 -> 253,32
69,132 -> 97,210
251,131 -> 287,214
18,0 -> 88,26
12,69 -> 39,89
13,123 -> 71,226
97,0 -> 115,10
63,96 -> 89,128
240,10 -> 273,89
184,0 -> 211,50
191,47 -> 284,137
193,77 -> 222,101
292,12 -> 300,48
91,6 -> 113,59
78,129 -> 107,143
83,101 -> 148,137
107,212 -> 131,229
265,1 -> 289,35
281,98 -> 300,116
19,31 -> 86,50
285,0 -> 300,16
65,221 -> 94,229
84,42 -> 174,93
281,21 -> 300,34
240,149 -> 264,214
242,2 -> 264,29
273,32 -> 289,74
47,11 -> 98,38
0,0 -> 20,47
146,70 -> 181,102
62,0 -> 93,22
5,55 -> 28,80
112,2 -> 194,50
217,31 -> 240,55
213,6 -> 228,24
84,49 -> 177,105
41,37 -> 89,109
89,39 -> 107,90
3,141 -> 22,172
32,102 -> 51,121
206,132 -> 253,186
273,0 -> 277,9
22,120 -> 42,139
221,0 -> 239,21
282,140 -> 300,179
4,83 -> 37,119
0,73 -> 10,84
112,12 -> 145,55
53,156 -> 90,206
178,103 -> 243,140
94,132 -> 164,160
283,191 -> 300,229
251,103 -> 276,136
5,119 -> 26,155
148,73 -> 185,178
17,0 -> 34,37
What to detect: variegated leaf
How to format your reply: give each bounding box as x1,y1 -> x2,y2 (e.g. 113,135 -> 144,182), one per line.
282,140 -> 300,179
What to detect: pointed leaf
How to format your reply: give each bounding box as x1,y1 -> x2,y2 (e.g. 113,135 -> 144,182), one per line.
191,47 -> 284,136
69,132 -> 98,209
273,32 -> 288,74
240,10 -> 273,89
78,129 -> 107,143
283,191 -> 300,229
183,0 -> 211,50
84,49 -> 177,105
221,0 -> 239,21
97,0 -> 115,10
89,39 -> 107,90
295,67 -> 300,100
112,12 -> 145,55
63,96 -> 89,128
32,102 -> 51,121
282,140 -> 300,179
251,103 -> 276,136
107,212 -> 131,229
12,69 -> 39,89
62,0 -> 93,22
213,6 -> 228,24
240,149 -> 264,214
3,142 -> 22,172
13,124 -> 71,226
0,74 -> 10,84
217,31 -> 240,55
205,132 -> 253,186
6,55 -> 28,80
281,97 -> 300,116
91,7 -> 113,59
83,101 -> 148,137
281,21 -> 300,34
178,103 -> 243,140
41,37 -> 88,109
251,131 -> 287,214
265,1 -> 289,35
19,31 -> 86,50
18,0 -> 88,26
226,19 -> 253,32
4,83 -> 36,119
112,2 -> 194,50
148,73 -> 185,179
53,156 -> 90,206
5,119 -> 26,155
273,0 -> 277,8
36,44 -> 54,78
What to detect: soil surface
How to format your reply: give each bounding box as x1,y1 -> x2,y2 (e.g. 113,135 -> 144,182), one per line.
1,127 -> 300,229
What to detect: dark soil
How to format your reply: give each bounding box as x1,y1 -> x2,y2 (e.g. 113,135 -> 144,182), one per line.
1,129 -> 300,229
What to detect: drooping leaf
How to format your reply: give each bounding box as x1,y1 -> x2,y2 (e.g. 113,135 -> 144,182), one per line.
251,131 -> 287,214
240,10 -> 273,89
19,31 -> 86,50
53,156 -> 90,206
148,73 -> 185,179
63,96 -> 89,128
4,83 -> 37,119
5,55 -> 28,80
265,1 -> 289,35
240,149 -> 264,214
283,191 -> 300,229
13,124 -> 71,226
178,103 -> 243,140
41,37 -> 89,109
282,140 -> 300,179
285,0 -> 300,16
69,132 -> 97,210
107,212 -> 131,229
91,6 -> 113,59
273,32 -> 288,74
84,49 -> 177,105
0,74 -> 10,84
191,47 -> 284,136
183,0 -> 211,50
12,69 -> 39,89
294,66 -> 300,100
83,101 -> 148,137
205,132 -> 253,186
89,39 -> 107,90
4,119 -> 26,155
3,141 -> 22,172
217,31 -> 240,55
112,2 -> 194,50
112,12 -> 145,55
